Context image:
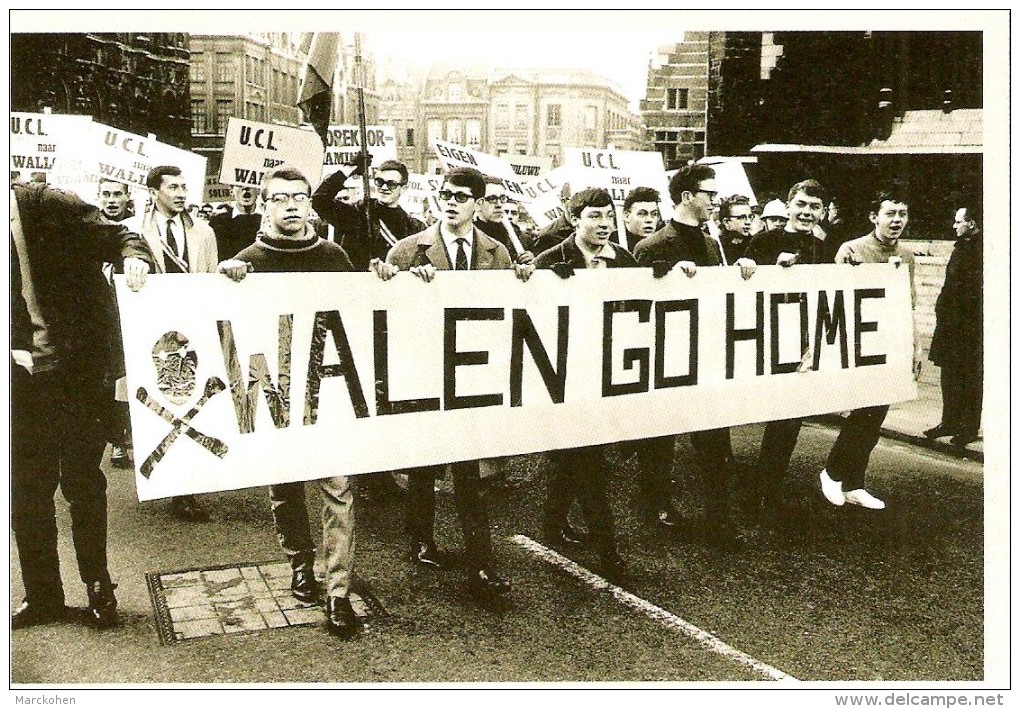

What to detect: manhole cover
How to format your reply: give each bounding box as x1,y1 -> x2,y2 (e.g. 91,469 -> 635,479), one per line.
146,560 -> 386,645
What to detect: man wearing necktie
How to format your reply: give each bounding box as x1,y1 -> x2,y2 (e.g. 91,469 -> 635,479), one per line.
372,166 -> 533,609
141,165 -> 217,275
140,166 -> 218,521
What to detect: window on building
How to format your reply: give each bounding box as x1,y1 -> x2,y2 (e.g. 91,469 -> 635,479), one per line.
215,99 -> 233,135
514,105 -> 528,130
427,119 -> 442,144
496,143 -> 508,157
216,53 -> 234,82
446,119 -> 462,144
449,83 -> 463,101
191,54 -> 205,82
584,106 -> 597,130
495,104 -> 509,130
666,87 -> 689,110
191,99 -> 207,133
517,147 -> 527,155
547,104 -> 561,127
465,119 -> 481,147
406,127 -> 415,147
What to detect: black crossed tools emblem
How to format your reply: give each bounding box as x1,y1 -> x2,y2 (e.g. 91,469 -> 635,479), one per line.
136,331 -> 229,478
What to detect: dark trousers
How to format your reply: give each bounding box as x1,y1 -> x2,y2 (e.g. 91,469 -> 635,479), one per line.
756,417 -> 805,500
939,361 -> 983,437
825,405 -> 890,491
690,428 -> 736,521
543,445 -> 617,558
636,435 -> 676,512
406,461 -> 491,572
12,368 -> 112,607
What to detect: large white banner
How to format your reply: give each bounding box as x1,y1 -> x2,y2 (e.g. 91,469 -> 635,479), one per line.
322,124 -> 398,178
117,264 -> 916,501
220,118 -> 323,190
84,121 -> 207,205
10,112 -> 92,178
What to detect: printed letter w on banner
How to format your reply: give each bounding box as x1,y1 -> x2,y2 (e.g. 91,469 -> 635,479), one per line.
218,316 -> 293,434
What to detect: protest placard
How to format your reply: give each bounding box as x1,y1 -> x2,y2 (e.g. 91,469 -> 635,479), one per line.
81,121 -> 206,205
564,147 -> 673,214
400,171 -> 444,219
431,140 -> 527,200
117,264 -> 916,501
10,112 -> 92,177
219,117 -> 324,190
322,124 -> 397,177
203,175 -> 234,204
519,165 -> 574,228
507,154 -> 553,179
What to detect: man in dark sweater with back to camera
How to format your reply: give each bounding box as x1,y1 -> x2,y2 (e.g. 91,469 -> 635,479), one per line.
217,166 -> 359,640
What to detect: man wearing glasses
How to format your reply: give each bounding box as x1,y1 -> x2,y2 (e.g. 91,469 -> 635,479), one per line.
473,175 -> 534,264
718,194 -> 754,266
633,164 -> 746,549
311,156 -> 425,271
217,166 -> 361,640
372,166 -> 532,610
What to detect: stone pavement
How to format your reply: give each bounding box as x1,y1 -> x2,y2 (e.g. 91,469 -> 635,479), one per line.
819,379 -> 983,463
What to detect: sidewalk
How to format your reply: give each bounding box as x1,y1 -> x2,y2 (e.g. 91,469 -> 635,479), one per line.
817,380 -> 984,463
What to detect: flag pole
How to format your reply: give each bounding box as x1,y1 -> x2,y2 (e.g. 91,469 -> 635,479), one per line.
354,32 -> 373,245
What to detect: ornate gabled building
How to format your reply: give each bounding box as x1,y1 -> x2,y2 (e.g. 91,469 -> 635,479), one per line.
11,32 -> 192,148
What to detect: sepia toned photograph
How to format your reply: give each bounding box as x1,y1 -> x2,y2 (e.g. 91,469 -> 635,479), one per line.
6,9 -> 1009,702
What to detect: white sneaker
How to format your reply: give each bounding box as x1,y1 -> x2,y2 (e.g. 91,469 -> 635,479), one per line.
819,469 -> 845,506
844,488 -> 886,510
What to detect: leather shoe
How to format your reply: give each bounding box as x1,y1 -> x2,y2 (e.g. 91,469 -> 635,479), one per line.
545,524 -> 586,550
410,541 -> 448,569
325,595 -> 359,639
924,424 -> 954,440
85,581 -> 119,629
951,433 -> 979,448
291,563 -> 321,604
468,568 -> 511,608
11,599 -> 69,630
170,495 -> 210,522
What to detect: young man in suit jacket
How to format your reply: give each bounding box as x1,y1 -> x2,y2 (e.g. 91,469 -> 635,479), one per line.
372,166 -> 532,608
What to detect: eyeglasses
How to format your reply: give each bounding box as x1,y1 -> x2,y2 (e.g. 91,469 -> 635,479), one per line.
695,189 -> 718,200
438,189 -> 474,204
726,214 -> 754,221
374,178 -> 403,190
482,194 -> 509,204
267,192 -> 310,205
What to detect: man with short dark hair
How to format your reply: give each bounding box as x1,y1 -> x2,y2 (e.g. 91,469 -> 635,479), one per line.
11,181 -> 153,630
739,179 -> 828,519
209,185 -> 263,261
533,187 -> 634,584
312,156 -> 425,271
819,190 -> 922,510
140,164 -> 218,521
372,166 -> 532,609
216,165 -> 360,639
527,182 -> 574,256
621,186 -> 662,253
474,175 -> 534,264
926,205 -> 983,448
717,194 -> 753,265
634,164 -> 746,549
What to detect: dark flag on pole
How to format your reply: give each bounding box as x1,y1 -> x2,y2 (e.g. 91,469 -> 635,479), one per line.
297,32 -> 341,148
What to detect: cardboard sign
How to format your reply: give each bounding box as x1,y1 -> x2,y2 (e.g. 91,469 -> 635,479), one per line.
400,171 -> 444,220
116,264 -> 916,500
220,118 -> 324,190
431,140 -> 527,201
564,147 -> 673,217
10,112 -> 92,177
699,157 -> 758,205
82,121 -> 206,205
322,124 -> 398,178
507,154 -> 553,179
203,175 -> 235,204
519,165 -> 574,229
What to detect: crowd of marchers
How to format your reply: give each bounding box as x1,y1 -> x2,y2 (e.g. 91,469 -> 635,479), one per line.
10,155 -> 982,640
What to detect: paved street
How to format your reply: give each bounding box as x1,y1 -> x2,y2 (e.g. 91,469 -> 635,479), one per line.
10,421 -> 985,684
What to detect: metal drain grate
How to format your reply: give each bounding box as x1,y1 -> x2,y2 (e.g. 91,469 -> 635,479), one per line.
145,560 -> 386,645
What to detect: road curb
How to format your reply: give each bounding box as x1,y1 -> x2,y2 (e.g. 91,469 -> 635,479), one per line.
811,415 -> 984,464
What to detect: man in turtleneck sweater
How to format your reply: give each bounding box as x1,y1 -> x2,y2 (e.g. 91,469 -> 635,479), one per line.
217,166 -> 359,640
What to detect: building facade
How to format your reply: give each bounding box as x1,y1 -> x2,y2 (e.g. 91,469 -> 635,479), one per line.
640,32 -> 711,169
11,32 -> 192,148
189,33 -> 307,175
